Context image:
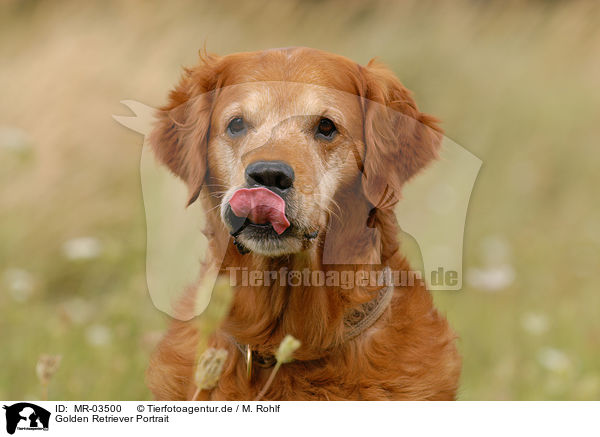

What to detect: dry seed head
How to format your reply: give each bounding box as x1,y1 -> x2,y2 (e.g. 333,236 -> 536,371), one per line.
194,348 -> 228,391
36,354 -> 62,385
276,335 -> 301,364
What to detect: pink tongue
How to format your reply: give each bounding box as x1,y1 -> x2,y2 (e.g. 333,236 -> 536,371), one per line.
229,187 -> 290,235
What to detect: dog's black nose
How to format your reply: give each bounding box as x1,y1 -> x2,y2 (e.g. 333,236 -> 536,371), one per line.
245,160 -> 295,191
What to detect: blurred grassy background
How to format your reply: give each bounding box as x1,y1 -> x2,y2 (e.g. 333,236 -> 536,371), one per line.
1,0 -> 599,400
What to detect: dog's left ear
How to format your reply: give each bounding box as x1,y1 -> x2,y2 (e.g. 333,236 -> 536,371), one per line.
360,60 -> 443,208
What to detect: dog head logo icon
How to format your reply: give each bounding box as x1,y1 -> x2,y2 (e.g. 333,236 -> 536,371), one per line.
3,403 -> 51,434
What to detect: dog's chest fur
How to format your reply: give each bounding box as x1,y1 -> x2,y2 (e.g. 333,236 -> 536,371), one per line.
148,254 -> 461,401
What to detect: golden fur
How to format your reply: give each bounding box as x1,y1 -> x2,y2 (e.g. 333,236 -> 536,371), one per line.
146,47 -> 461,400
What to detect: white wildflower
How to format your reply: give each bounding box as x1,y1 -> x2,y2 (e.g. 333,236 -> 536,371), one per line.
62,237 -> 102,260
4,268 -> 35,302
521,312 -> 549,335
538,347 -> 570,373
0,126 -> 32,152
85,324 -> 111,347
467,264 -> 515,292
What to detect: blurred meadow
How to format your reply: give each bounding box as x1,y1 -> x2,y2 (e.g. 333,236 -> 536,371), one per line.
1,0 -> 599,400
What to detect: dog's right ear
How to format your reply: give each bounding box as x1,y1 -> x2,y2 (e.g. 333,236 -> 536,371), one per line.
150,54 -> 221,206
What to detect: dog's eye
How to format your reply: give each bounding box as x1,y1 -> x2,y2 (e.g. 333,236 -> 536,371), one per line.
316,118 -> 337,140
227,117 -> 247,137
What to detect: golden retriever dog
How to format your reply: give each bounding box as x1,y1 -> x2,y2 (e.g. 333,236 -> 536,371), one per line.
146,47 -> 461,400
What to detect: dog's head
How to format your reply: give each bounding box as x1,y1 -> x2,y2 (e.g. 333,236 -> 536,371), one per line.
150,48 -> 442,258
